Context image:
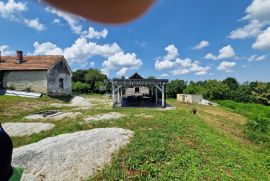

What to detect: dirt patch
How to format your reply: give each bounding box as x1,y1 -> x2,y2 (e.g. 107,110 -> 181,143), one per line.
2,122 -> 55,137
12,128 -> 133,181
85,112 -> 125,122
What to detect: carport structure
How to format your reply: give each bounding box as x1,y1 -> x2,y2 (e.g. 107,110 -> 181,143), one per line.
111,73 -> 169,108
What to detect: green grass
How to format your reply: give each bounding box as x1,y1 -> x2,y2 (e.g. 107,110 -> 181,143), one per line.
0,95 -> 269,180
218,100 -> 270,145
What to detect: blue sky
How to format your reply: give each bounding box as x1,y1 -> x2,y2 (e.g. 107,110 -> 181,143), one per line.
0,0 -> 270,82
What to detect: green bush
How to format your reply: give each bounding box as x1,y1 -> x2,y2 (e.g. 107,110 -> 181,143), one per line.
72,82 -> 90,93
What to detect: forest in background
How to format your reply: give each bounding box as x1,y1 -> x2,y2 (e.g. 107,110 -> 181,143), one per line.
72,68 -> 270,106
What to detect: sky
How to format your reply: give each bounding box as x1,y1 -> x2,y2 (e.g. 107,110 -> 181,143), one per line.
0,0 -> 270,82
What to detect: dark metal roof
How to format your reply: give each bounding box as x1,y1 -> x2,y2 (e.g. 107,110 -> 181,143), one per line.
111,78 -> 168,86
129,73 -> 144,80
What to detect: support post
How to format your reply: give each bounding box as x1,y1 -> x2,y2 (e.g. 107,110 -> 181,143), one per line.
162,84 -> 165,108
155,86 -> 158,103
112,83 -> 115,105
117,88 -> 120,103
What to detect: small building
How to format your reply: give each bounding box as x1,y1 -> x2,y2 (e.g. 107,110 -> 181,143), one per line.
177,94 -> 203,104
111,73 -> 169,108
0,51 -> 72,96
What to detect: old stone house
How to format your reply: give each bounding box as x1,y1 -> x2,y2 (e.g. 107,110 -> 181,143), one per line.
0,51 -> 72,95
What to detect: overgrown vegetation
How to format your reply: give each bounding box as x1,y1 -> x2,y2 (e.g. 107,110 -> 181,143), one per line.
166,77 -> 270,105
218,100 -> 270,145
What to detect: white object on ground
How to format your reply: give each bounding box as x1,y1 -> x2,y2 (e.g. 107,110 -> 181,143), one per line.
85,112 -> 124,122
0,89 -> 41,98
2,122 -> 55,137
12,128 -> 133,181
51,96 -> 91,108
198,99 -> 219,106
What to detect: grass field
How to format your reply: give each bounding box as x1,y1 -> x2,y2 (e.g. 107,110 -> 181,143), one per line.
0,95 -> 269,180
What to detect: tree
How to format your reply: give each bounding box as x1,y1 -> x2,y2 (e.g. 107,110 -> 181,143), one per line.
223,77 -> 239,90
72,69 -> 88,83
85,69 -> 107,92
203,80 -> 230,100
166,80 -> 187,98
147,76 -> 156,79
183,82 -> 206,95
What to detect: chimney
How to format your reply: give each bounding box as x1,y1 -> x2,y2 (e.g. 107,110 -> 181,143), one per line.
16,50 -> 23,64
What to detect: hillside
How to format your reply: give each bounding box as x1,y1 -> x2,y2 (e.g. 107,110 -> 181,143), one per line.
0,95 -> 269,180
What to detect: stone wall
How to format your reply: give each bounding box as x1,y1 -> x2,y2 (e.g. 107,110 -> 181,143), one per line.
47,61 -> 72,95
3,71 -> 47,93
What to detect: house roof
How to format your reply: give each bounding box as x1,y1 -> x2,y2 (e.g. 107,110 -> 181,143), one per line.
0,55 -> 65,71
129,73 -> 144,79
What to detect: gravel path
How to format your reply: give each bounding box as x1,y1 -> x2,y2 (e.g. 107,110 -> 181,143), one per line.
85,112 -> 125,122
2,122 -> 55,137
12,128 -> 133,181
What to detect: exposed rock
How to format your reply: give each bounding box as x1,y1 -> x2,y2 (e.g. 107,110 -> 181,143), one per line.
85,112 -> 125,122
12,128 -> 133,181
51,96 -> 91,108
2,123 -> 55,137
24,111 -> 82,121
47,112 -> 82,121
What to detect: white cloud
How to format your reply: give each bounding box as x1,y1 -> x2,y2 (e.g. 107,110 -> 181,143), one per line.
193,40 -> 209,50
205,45 -> 236,60
24,18 -> 46,31
164,44 -> 179,60
155,59 -> 175,70
160,73 -> 169,78
52,18 -> 61,24
116,67 -> 129,77
243,0 -> 270,22
247,54 -> 267,62
81,27 -> 108,39
63,37 -> 121,64
252,27 -> 270,50
217,61 -> 236,73
0,0 -> 46,31
33,37 -> 142,75
204,53 -> 217,60
156,44 -> 211,76
102,52 -> 143,76
0,45 -> 13,55
46,7 -> 82,34
229,0 -> 270,51
33,37 -> 122,64
218,45 -> 236,59
154,44 -> 179,70
33,41 -> 63,55
0,0 -> 27,19
228,20 -> 263,39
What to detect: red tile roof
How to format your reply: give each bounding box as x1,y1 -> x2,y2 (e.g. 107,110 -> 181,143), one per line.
0,55 -> 64,71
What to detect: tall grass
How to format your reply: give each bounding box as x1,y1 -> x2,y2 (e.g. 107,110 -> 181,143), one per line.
218,100 -> 270,145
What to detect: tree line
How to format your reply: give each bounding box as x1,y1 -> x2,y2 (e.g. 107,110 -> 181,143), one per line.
72,69 -> 270,105
166,78 -> 270,105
